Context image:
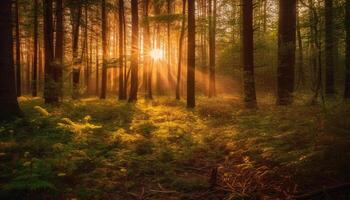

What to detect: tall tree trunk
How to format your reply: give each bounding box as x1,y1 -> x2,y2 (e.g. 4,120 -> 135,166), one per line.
84,6 -> 90,95
100,0 -> 108,99
96,35 -> 100,96
32,0 -> 39,97
296,5 -> 305,89
55,0 -> 64,98
128,0 -> 139,102
176,0 -> 186,100
43,0 -> 58,104
208,0 -> 216,98
15,0 -> 21,97
187,0 -> 196,108
71,5 -> 82,99
241,0 -> 257,108
325,0 -> 335,96
345,0 -> 350,98
118,0 -> 126,100
167,0 -> 172,90
143,0 -> 152,99
277,0 -> 296,105
0,0 -> 21,120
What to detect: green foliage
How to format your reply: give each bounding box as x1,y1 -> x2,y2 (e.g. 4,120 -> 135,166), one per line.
1,97 -> 349,199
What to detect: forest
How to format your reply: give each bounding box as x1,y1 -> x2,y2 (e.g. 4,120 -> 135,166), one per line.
0,0 -> 350,199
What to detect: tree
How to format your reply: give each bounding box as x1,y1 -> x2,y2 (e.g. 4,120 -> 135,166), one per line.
325,0 -> 335,96
70,2 -> 82,99
15,0 -> 21,97
55,0 -> 64,98
241,0 -> 257,108
208,0 -> 216,98
119,0 -> 126,100
187,0 -> 196,108
176,0 -> 186,100
43,0 -> 59,104
143,0 -> 152,99
345,0 -> 350,99
277,0 -> 296,105
32,0 -> 39,97
128,0 -> 139,102
100,0 -> 107,99
0,0 -> 22,120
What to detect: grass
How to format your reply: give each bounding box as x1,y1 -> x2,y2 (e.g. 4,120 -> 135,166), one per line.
0,96 -> 349,199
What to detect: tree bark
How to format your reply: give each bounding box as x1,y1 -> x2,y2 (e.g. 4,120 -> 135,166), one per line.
118,0 -> 126,100
0,0 -> 21,120
15,0 -> 21,97
325,0 -> 335,96
241,0 -> 257,108
43,0 -> 58,104
143,0 -> 152,99
345,0 -> 350,98
100,0 -> 108,99
128,0 -> 139,102
208,0 -> 217,98
55,0 -> 64,98
71,4 -> 82,99
32,0 -> 39,97
187,0 -> 196,108
277,0 -> 296,105
176,0 -> 186,100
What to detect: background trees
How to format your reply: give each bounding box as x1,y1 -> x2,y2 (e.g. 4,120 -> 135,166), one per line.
3,0 -> 350,111
0,0 -> 21,119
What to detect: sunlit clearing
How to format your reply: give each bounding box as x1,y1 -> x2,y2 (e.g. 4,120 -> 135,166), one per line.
150,49 -> 164,61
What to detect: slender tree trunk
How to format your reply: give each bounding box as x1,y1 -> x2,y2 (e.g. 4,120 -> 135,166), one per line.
55,0 -> 64,98
32,0 -> 39,97
0,0 -> 21,120
208,0 -> 216,98
277,0 -> 296,105
100,0 -> 108,99
128,0 -> 139,102
84,6 -> 90,95
143,0 -> 152,99
187,0 -> 196,108
15,0 -> 21,97
176,0 -> 186,100
118,0 -> 126,100
325,0 -> 335,96
241,0 -> 257,108
345,0 -> 350,98
96,36 -> 100,96
71,5 -> 82,99
167,0 -> 172,90
296,6 -> 305,89
43,0 -> 58,104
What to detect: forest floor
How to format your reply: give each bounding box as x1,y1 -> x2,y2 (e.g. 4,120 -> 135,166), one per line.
0,96 -> 350,199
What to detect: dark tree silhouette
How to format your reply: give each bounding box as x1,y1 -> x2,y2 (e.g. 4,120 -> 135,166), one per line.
55,0 -> 64,98
345,0 -> 350,99
43,0 -> 59,104
176,0 -> 186,100
118,0 -> 126,100
325,0 -> 335,96
128,0 -> 139,102
187,0 -> 196,108
208,0 -> 217,98
100,0 -> 107,99
143,0 -> 152,99
277,0 -> 296,105
32,0 -> 39,97
15,0 -> 21,97
0,0 -> 21,120
241,0 -> 257,108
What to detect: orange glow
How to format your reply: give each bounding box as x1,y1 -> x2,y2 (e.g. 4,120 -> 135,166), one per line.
150,49 -> 164,61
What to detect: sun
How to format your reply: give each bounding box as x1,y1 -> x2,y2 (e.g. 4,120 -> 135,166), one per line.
150,49 -> 164,61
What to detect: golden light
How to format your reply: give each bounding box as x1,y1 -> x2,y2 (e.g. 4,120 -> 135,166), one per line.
150,49 -> 164,61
